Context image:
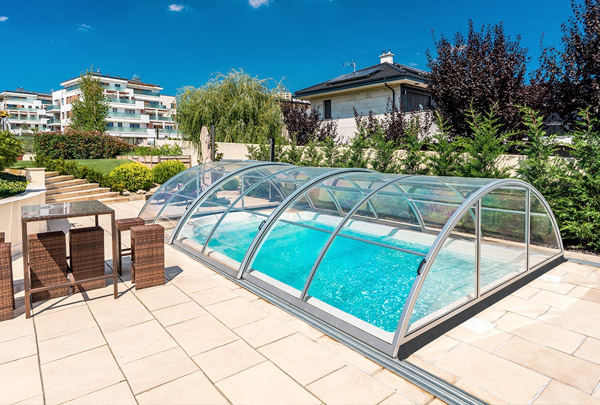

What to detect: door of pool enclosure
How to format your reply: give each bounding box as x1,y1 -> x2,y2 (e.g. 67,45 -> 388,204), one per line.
139,160 -> 564,358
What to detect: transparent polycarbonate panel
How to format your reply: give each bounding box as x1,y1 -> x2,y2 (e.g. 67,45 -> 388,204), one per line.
153,161 -> 258,234
530,194 -> 561,267
247,172 -> 389,294
480,187 -> 527,293
408,205 -> 477,332
138,163 -> 224,222
175,165 -> 287,247
178,167 -> 334,268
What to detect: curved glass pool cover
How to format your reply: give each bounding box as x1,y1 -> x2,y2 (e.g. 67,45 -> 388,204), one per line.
139,160 -> 564,358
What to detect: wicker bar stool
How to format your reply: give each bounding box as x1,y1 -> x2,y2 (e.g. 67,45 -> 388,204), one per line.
28,231 -> 69,302
115,217 -> 144,276
70,226 -> 105,292
130,224 -> 164,290
0,238 -> 14,321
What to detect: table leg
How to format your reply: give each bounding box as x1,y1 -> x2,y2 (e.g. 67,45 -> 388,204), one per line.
111,212 -> 118,299
21,221 -> 30,318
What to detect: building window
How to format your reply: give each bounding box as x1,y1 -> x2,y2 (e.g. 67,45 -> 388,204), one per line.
115,84 -> 121,88
118,123 -> 123,127
126,109 -> 135,114
324,100 -> 332,119
131,123 -> 140,128
107,122 -> 114,127
401,89 -> 431,113
113,108 -> 118,112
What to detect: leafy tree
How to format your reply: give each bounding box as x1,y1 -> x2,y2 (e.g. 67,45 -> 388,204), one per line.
281,102 -> 320,145
536,0 -> 600,126
427,21 -> 529,136
427,112 -> 461,176
177,69 -> 283,147
0,130 -> 23,170
70,68 -> 109,132
460,104 -> 512,178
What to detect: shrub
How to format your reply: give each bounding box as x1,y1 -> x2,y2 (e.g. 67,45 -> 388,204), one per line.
109,162 -> 154,191
131,144 -> 183,156
0,130 -> 24,171
151,160 -> 186,184
34,131 -> 133,159
0,172 -> 27,199
220,177 -> 240,191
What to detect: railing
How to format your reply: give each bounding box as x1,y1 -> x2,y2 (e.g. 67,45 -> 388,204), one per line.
6,107 -> 39,112
148,115 -> 174,121
46,105 -> 60,111
133,89 -> 160,97
107,111 -> 141,118
108,97 -> 136,105
144,103 -> 167,109
65,85 -> 80,92
8,116 -> 44,122
47,119 -> 61,125
102,85 -> 128,92
106,126 -> 148,133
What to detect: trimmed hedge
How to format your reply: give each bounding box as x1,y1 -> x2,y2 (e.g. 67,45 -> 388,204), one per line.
34,131 -> 133,159
129,144 -> 183,156
109,162 -> 154,191
151,160 -> 186,184
0,172 -> 28,199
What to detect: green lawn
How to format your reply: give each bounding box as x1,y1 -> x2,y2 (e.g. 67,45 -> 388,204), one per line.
69,159 -> 132,175
10,160 -> 35,169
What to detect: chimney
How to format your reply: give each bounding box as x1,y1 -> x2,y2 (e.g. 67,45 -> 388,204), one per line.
379,50 -> 394,64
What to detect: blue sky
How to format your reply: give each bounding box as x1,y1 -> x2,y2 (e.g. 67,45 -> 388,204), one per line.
0,0 -> 572,96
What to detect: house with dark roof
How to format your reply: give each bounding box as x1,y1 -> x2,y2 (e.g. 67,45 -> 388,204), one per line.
294,51 -> 431,140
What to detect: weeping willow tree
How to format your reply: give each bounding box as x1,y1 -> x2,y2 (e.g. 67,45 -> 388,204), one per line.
176,69 -> 285,148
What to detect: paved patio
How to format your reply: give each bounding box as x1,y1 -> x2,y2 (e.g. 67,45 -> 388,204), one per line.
1,200 -> 600,404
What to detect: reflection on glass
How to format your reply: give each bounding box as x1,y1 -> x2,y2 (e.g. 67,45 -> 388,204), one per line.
530,194 -> 561,267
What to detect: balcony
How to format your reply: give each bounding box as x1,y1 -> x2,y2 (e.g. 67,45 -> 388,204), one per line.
144,103 -> 167,110
102,85 -> 129,92
8,116 -> 44,122
46,105 -> 61,111
108,97 -> 136,105
65,85 -> 80,92
107,111 -> 141,119
7,107 -> 39,112
133,89 -> 160,97
160,128 -> 179,134
149,115 -> 174,122
47,118 -> 61,125
106,126 -> 148,133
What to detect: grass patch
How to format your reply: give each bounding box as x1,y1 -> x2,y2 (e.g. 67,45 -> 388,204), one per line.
0,172 -> 27,199
68,159 -> 132,175
10,160 -> 35,169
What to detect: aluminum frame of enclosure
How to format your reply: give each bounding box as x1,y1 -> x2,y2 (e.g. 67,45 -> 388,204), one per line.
145,162 -> 565,358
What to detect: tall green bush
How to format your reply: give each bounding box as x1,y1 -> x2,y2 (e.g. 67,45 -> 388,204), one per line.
398,116 -> 426,174
109,162 -> 154,191
0,130 -> 23,171
34,131 -> 133,159
151,160 -> 186,184
427,113 -> 461,176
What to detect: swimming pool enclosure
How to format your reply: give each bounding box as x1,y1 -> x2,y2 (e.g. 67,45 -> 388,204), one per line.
139,160 -> 564,358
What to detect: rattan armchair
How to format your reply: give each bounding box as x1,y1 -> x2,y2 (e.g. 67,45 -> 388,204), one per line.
70,226 -> 105,292
28,231 -> 69,302
115,217 -> 145,276
0,233 -> 14,321
130,224 -> 164,290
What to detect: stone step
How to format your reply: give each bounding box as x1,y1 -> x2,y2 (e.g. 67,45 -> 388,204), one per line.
45,171 -> 60,178
46,187 -> 111,201
98,196 -> 131,205
46,179 -> 87,189
46,183 -> 100,195
46,174 -> 75,184
46,191 -> 122,203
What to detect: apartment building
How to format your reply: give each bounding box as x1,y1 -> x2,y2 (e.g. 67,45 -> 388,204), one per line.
0,89 -> 52,134
48,72 -> 178,143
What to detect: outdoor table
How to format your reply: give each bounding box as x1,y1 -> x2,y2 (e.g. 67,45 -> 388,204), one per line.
21,200 -> 118,318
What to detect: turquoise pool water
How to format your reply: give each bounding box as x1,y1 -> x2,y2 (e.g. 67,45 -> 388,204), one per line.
191,213 -> 523,333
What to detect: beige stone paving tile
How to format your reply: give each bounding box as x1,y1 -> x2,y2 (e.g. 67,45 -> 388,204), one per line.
104,320 -> 177,364
568,285 -> 600,304
233,315 -> 295,348
85,289 -> 142,317
0,315 -> 34,343
570,299 -> 600,321
14,394 -> 44,404
136,371 -> 228,405
563,272 -> 600,288
378,392 -> 414,404
252,298 -> 297,322
316,335 -> 383,375
233,286 -> 261,301
0,334 -> 36,365
543,310 -> 600,340
575,337 -> 600,365
529,278 -> 576,295
121,347 -> 198,394
166,314 -> 237,356
0,355 -> 43,404
217,361 -> 319,405
434,343 -> 548,403
152,300 -> 207,327
532,289 -> 578,309
134,284 -> 190,312
94,302 -> 154,333
373,369 -> 434,404
560,261 -> 597,276
286,317 -> 325,340
307,365 -> 393,405
496,335 -> 600,393
42,346 -> 124,404
34,304 -> 97,341
406,355 -> 458,384
189,286 -> 239,306
64,382 -> 136,405
415,335 -> 460,363
259,333 -> 346,386
495,312 -> 585,353
32,293 -> 87,314
427,399 -> 446,405
444,324 -> 513,353
454,378 -> 510,404
204,296 -> 269,329
170,273 -> 224,295
38,326 -> 106,364
193,339 -> 266,382
512,285 -> 541,299
533,379 -> 600,404
494,295 -> 549,319
544,266 -> 566,277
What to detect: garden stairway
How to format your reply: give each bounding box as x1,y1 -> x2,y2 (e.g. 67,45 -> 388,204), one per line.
45,171 -> 129,204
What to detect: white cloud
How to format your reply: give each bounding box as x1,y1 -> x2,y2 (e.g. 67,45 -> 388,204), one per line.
0,16 -> 8,22
249,0 -> 270,9
168,3 -> 185,11
77,23 -> 92,31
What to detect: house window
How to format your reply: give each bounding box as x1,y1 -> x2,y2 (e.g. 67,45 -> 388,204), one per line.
402,89 -> 431,112
324,100 -> 332,119
118,122 -> 123,127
